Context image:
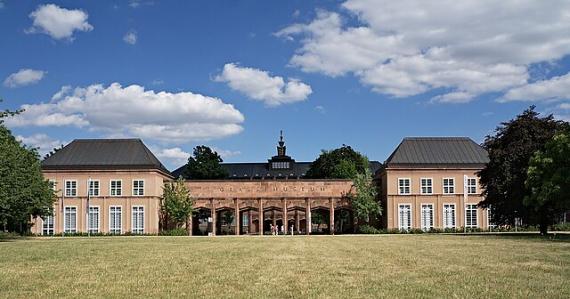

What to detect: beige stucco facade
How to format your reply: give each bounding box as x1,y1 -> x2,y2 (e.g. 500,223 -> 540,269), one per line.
31,169 -> 170,235
381,168 -> 489,230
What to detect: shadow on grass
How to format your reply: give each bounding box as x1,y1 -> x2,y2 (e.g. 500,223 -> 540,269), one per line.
452,232 -> 570,243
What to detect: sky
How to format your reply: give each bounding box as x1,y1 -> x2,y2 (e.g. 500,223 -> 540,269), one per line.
1,0 -> 570,171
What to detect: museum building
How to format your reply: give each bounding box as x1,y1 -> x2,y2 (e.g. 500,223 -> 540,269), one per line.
31,134 -> 491,235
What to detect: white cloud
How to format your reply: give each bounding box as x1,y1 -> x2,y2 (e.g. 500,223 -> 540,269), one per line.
3,69 -> 46,88
277,1 -> 570,103
215,63 -> 312,106
212,147 -> 241,159
153,147 -> 190,167
16,134 -> 65,156
27,4 -> 93,40
123,31 -> 137,45
502,73 -> 570,102
559,103 -> 570,110
6,83 -> 245,143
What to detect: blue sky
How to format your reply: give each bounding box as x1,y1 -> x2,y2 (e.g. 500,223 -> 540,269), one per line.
1,1 -> 569,170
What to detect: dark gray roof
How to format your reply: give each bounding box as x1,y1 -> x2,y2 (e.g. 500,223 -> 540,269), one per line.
171,161 -> 383,180
42,139 -> 171,176
385,137 -> 489,168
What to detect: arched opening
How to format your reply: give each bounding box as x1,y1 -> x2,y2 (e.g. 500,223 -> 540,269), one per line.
216,207 -> 236,235
192,208 -> 211,236
311,207 -> 330,234
239,207 -> 259,235
335,208 -> 353,234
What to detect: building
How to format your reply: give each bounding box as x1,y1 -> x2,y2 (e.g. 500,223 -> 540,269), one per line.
379,137 -> 490,230
31,139 -> 172,235
31,135 -> 491,235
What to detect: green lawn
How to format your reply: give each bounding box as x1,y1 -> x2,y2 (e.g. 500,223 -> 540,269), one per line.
1,235 -> 569,298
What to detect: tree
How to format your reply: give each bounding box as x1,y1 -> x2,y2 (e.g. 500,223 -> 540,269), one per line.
160,178 -> 194,234
305,145 -> 369,179
348,168 -> 382,231
44,144 -> 64,160
478,106 -> 568,229
183,145 -> 228,179
0,106 -> 55,233
525,129 -> 570,235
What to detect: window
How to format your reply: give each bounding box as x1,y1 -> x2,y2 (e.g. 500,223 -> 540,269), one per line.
109,206 -> 122,234
88,180 -> 100,197
421,178 -> 433,194
398,178 -> 411,195
64,206 -> 77,233
133,180 -> 144,196
467,178 -> 477,194
271,161 -> 290,169
48,180 -> 56,191
420,204 -> 434,231
42,215 -> 54,235
443,178 -> 455,194
398,204 -> 412,230
110,180 -> 122,196
132,206 -> 144,234
88,206 -> 99,234
466,204 -> 478,228
443,204 -> 456,229
65,180 -> 77,197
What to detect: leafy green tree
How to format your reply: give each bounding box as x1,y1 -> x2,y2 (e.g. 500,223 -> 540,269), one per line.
525,129 -> 570,235
183,145 -> 228,179
0,103 -> 55,233
160,177 -> 194,234
348,168 -> 382,231
478,106 -> 568,228
306,145 -> 369,179
311,210 -> 329,231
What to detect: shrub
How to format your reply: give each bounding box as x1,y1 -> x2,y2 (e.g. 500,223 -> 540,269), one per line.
159,228 -> 188,236
358,224 -> 382,234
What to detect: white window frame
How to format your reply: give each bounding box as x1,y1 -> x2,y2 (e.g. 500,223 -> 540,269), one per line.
63,206 -> 77,233
442,178 -> 455,194
88,206 -> 100,234
131,206 -> 145,234
88,180 -> 100,197
420,204 -> 434,231
398,204 -> 412,231
132,179 -> 145,196
42,215 -> 55,235
398,178 -> 411,195
64,180 -> 77,197
420,178 -> 433,195
467,178 -> 478,194
443,203 -> 456,229
465,204 -> 478,228
110,180 -> 123,197
109,205 -> 122,234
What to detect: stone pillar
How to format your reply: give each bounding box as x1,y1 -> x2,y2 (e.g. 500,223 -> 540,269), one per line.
282,198 -> 288,234
295,210 -> 300,233
306,198 -> 312,235
248,209 -> 253,234
234,198 -> 240,236
258,198 -> 264,235
210,199 -> 216,236
272,210 -> 277,228
329,198 -> 335,235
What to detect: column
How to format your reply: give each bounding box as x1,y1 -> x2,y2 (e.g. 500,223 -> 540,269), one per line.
248,209 -> 253,234
258,198 -> 264,235
234,198 -> 240,236
306,198 -> 311,235
272,210 -> 276,228
295,210 -> 300,233
210,198 -> 216,236
282,198 -> 288,234
329,198 -> 335,235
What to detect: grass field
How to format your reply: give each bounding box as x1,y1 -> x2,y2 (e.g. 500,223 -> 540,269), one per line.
1,235 -> 569,298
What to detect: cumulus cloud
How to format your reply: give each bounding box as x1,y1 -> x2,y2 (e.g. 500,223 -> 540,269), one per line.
6,83 -> 245,143
123,31 -> 137,45
153,147 -> 191,167
215,63 -> 312,106
27,4 -> 93,40
3,69 -> 46,88
16,134 -> 65,156
501,73 -> 570,102
276,1 -> 570,103
211,147 -> 241,159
